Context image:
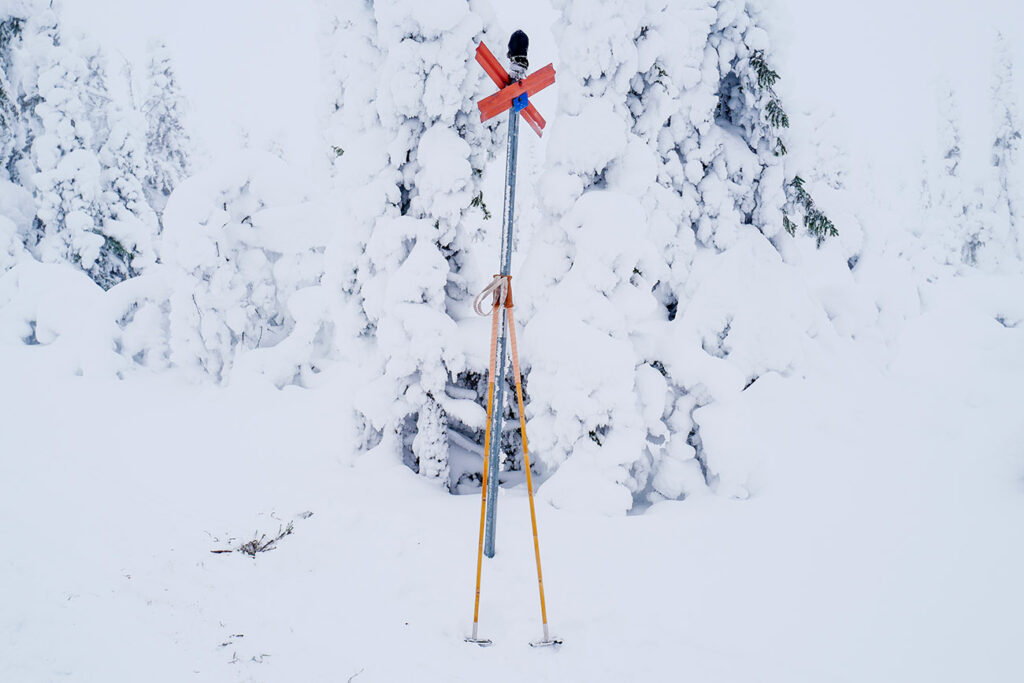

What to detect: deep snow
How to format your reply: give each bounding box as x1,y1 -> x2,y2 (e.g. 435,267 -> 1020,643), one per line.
3,274 -> 1023,681
3,0 -> 1024,681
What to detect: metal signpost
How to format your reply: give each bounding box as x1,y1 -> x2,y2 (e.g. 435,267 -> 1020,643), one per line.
475,32 -> 554,560
465,31 -> 560,648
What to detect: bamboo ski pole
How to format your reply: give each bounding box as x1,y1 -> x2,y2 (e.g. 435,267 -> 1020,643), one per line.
467,296 -> 503,645
506,296 -> 557,645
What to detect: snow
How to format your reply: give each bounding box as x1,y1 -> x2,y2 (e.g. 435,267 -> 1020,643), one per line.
2,304 -> 1023,680
546,100 -> 629,175
3,0 -> 1024,680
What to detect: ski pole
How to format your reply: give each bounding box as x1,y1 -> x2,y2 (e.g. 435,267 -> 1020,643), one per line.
506,289 -> 560,647
466,289 -> 503,646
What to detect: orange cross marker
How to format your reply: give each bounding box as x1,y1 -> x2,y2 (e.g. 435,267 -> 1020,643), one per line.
475,42 -> 556,137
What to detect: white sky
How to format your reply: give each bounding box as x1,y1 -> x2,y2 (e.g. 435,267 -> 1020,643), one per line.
772,0 -> 1024,188
61,0 -> 325,177
59,0 -> 1024,193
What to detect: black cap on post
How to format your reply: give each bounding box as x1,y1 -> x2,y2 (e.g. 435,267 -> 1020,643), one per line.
508,30 -> 529,74
508,30 -> 529,59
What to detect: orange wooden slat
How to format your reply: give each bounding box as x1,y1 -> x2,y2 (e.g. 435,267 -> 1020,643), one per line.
477,81 -> 525,121
521,64 -> 555,93
522,104 -> 545,136
475,42 -> 508,88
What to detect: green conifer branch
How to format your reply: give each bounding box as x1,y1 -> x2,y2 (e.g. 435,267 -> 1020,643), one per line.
786,176 -> 837,245
470,191 -> 491,220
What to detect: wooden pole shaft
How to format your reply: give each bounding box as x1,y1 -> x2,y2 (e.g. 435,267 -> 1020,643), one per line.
505,295 -> 549,629
472,301 -> 503,629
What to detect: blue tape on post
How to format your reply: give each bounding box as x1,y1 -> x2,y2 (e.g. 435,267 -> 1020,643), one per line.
513,93 -> 529,112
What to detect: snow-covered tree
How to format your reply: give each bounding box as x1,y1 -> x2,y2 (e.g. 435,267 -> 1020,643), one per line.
939,91 -> 963,180
0,14 -> 23,175
942,39 -> 1024,272
515,0 -> 840,513
3,10 -> 158,289
142,41 -> 191,215
919,88 -> 976,269
322,0 -> 500,489
1,10 -> 28,270
12,13 -> 116,284
160,151 -> 326,385
97,92 -> 159,272
988,36 -> 1022,266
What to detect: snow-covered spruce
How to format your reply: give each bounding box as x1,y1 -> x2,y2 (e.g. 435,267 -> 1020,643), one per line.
0,6 -> 159,289
322,0 -> 502,490
513,0 -> 842,512
919,87 -> 975,271
142,40 -> 192,218
985,35 -> 1023,267
0,9 -> 29,271
0,12 -> 21,170
918,39 -> 1024,274
159,151 -> 331,385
